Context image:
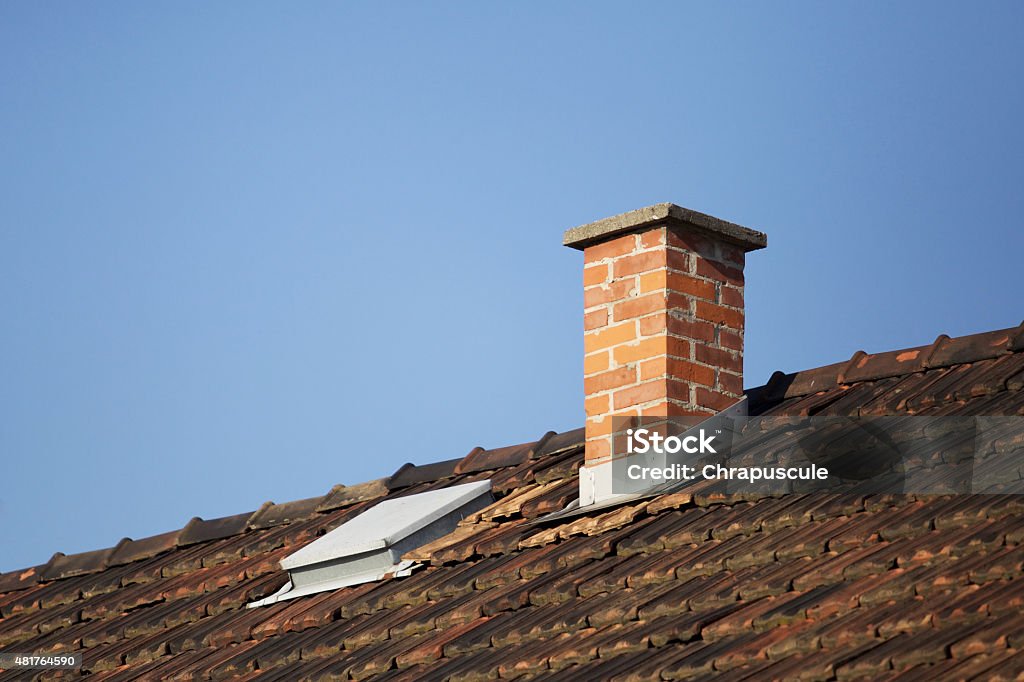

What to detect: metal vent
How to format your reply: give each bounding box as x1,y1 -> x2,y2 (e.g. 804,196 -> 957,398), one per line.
249,480 -> 492,606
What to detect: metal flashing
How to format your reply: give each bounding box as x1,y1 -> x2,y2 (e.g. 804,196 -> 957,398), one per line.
569,398 -> 749,514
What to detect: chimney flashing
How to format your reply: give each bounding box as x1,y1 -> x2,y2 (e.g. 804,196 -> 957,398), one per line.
563,202 -> 767,252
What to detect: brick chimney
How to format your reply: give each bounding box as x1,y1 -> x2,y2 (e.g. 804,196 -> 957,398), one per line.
563,203 -> 767,465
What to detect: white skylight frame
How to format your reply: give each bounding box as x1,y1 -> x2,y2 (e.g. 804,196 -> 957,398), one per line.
249,479 -> 493,607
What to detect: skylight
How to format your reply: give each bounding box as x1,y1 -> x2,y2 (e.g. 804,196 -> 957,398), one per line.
249,480 -> 493,607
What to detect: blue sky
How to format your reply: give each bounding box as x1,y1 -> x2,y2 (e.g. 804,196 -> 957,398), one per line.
2,2 -> 1022,572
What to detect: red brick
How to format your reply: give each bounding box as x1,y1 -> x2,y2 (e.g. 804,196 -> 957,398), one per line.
667,228 -> 716,258
587,414 -> 629,438
614,380 -> 692,410
613,293 -> 666,321
695,301 -> 744,330
720,285 -> 744,309
584,308 -> 608,331
696,387 -> 740,410
639,357 -> 667,381
584,321 -> 636,352
667,228 -> 746,268
584,278 -> 635,309
585,393 -> 609,417
671,360 -> 716,387
584,351 -> 609,376
665,276 -> 716,303
584,234 -> 636,263
639,313 -> 667,336
719,329 -> 743,351
694,345 -> 742,372
639,228 -> 666,249
665,336 -> 693,360
667,296 -> 692,318
695,258 -> 744,284
640,401 -> 709,417
666,317 -> 715,344
641,357 -> 715,386
585,435 -> 611,460
613,250 -> 665,278
613,380 -> 665,410
719,369 -> 743,395
638,270 -> 667,293
614,337 -> 665,365
583,264 -> 608,287
583,366 -> 636,394
665,248 -> 690,273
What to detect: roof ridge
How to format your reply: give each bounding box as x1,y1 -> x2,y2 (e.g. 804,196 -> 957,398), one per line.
0,427 -> 586,589
0,478 -> 387,591
756,321 -> 1024,403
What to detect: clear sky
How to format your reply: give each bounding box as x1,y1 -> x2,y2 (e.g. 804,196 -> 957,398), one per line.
2,2 -> 1022,572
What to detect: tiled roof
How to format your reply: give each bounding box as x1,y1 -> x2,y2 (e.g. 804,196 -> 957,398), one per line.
2,323 -> 1024,681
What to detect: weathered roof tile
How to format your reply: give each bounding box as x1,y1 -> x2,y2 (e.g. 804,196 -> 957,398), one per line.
246,495 -> 325,530
176,513 -> 250,547
385,457 -> 463,490
926,328 -> 1015,368
455,438 -> 544,474
316,478 -> 389,511
40,545 -> 119,581
843,344 -> 932,384
533,427 -> 585,457
103,530 -> 181,567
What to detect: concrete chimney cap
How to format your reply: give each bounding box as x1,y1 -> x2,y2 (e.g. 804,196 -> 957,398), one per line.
563,202 -> 767,252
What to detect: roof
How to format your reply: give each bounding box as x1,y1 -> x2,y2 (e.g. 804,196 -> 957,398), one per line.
2,323 -> 1024,680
